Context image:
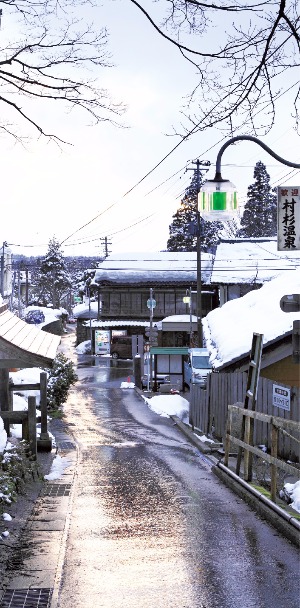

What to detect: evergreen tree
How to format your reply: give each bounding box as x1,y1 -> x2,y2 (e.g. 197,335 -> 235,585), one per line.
167,169 -> 223,253
33,237 -> 72,308
238,161 -> 277,238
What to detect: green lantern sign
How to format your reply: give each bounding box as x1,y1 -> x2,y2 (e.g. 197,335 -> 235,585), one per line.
200,135 -> 300,224
199,179 -> 238,221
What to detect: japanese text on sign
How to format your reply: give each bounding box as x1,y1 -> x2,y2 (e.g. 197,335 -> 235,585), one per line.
277,186 -> 300,251
272,385 -> 290,411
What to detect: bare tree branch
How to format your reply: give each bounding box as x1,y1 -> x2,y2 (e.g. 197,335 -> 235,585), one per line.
0,2 -> 126,140
129,0 -> 300,135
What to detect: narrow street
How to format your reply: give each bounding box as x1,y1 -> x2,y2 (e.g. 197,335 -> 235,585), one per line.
55,332 -> 299,608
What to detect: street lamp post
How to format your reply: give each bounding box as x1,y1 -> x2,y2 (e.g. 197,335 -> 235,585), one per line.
187,159 -> 210,347
199,135 -> 300,222
198,135 -> 300,478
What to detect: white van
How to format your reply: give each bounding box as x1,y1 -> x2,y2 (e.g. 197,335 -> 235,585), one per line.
183,348 -> 212,389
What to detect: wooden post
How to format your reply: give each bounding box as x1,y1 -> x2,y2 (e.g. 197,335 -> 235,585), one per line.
37,372 -> 52,451
40,372 -> 48,436
134,355 -> 142,389
224,407 -> 232,467
27,396 -> 37,459
244,415 -> 251,481
271,423 -> 278,503
236,333 -> 263,477
0,369 -> 11,435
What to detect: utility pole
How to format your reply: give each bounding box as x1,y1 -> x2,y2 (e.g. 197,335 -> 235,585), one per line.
25,268 -> 29,306
1,241 -> 8,298
186,160 -> 210,347
100,237 -> 112,258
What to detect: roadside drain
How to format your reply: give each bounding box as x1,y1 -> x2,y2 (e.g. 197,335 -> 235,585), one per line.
42,484 -> 71,497
0,588 -> 53,607
57,441 -> 76,451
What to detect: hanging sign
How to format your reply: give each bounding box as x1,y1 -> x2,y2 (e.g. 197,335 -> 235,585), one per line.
277,186 -> 300,251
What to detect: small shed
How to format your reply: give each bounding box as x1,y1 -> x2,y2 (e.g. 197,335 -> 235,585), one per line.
0,305 -> 61,411
0,306 -> 60,369
150,346 -> 189,391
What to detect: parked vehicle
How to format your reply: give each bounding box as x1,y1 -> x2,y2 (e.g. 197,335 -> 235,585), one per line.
183,348 -> 212,389
141,372 -> 170,389
110,336 -> 132,359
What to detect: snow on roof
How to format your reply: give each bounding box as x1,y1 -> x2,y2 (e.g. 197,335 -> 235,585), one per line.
83,319 -> 153,328
92,251 -> 213,285
72,302 -> 98,318
162,315 -> 197,323
203,268 -> 300,369
211,238 -> 300,285
0,308 -> 60,366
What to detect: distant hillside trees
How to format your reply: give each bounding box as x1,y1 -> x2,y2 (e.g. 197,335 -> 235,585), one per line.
238,161 -> 277,238
167,169 -> 224,253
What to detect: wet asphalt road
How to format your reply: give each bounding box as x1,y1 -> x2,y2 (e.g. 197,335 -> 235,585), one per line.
56,337 -> 299,608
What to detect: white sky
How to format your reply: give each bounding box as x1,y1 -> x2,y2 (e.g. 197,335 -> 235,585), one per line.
1,1 -> 299,259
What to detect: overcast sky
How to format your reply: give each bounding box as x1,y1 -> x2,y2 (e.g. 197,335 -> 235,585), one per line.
1,0 -> 300,259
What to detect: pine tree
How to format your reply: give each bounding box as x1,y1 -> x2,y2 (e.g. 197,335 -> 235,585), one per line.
238,161 -> 277,238
167,169 -> 223,253
33,237 -> 72,308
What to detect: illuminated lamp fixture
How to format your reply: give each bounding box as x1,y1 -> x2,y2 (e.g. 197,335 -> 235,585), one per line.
199,135 -> 300,221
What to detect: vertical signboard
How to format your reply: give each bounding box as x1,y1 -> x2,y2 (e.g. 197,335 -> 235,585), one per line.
277,186 -> 300,251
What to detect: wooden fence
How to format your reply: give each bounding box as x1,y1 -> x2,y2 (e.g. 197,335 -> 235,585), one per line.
189,372 -> 300,460
0,372 -> 52,455
0,396 -> 37,458
224,404 -> 300,502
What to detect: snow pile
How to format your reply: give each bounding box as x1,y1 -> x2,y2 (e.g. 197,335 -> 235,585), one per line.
282,480 -> 300,514
143,394 -> 189,422
44,454 -> 72,480
121,380 -> 135,388
76,340 -> 91,354
10,368 -> 43,407
0,418 -> 7,454
2,513 -> 12,521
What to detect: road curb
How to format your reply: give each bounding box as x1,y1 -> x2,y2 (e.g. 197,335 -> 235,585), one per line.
213,463 -> 300,548
170,415 -> 214,454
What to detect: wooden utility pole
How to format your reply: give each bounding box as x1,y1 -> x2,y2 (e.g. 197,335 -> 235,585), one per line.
100,237 -> 112,258
186,160 -> 210,347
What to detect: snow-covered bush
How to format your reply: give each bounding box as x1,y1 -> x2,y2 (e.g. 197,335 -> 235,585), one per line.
46,353 -> 78,410
0,440 -> 40,514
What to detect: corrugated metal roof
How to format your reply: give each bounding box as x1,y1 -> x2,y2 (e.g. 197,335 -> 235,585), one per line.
150,347 -> 189,355
0,309 -> 60,367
